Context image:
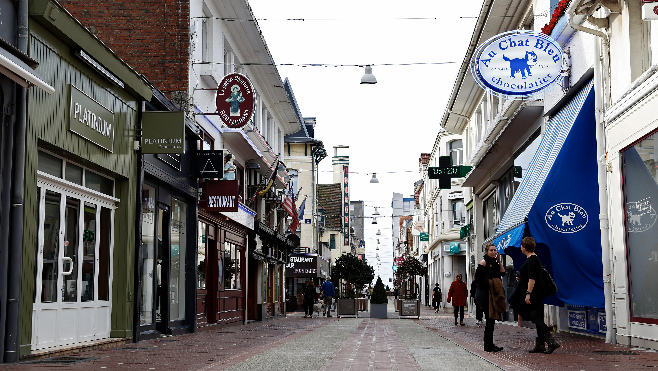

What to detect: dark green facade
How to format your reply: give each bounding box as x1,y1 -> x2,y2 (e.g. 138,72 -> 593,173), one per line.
20,0 -> 151,356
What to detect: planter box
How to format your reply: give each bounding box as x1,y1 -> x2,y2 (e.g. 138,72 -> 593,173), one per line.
357,298 -> 369,311
399,299 -> 420,319
370,303 -> 388,318
337,298 -> 358,317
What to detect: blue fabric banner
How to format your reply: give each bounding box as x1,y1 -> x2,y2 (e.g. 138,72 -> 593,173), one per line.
493,223 -> 526,253
525,88 -> 604,308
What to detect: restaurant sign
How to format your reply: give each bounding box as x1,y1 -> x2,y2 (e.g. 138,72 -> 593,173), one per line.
142,111 -> 185,154
201,179 -> 239,212
286,254 -> 318,277
69,85 -> 115,152
470,30 -> 564,99
215,73 -> 254,128
193,150 -> 224,178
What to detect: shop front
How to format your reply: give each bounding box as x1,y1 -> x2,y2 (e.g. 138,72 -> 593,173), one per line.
135,94 -> 199,340
22,1 -> 152,355
285,253 -> 330,312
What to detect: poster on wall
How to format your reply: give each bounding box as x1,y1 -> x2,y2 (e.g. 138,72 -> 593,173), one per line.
470,30 -> 564,99
215,73 -> 255,128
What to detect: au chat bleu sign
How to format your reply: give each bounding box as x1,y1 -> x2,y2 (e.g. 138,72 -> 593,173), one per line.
470,30 -> 564,99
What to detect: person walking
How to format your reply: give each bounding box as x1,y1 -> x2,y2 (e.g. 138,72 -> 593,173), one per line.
431,283 -> 442,313
471,279 -> 484,325
447,273 -> 468,325
475,243 -> 507,352
303,280 -> 316,318
510,237 -> 561,354
321,278 -> 335,317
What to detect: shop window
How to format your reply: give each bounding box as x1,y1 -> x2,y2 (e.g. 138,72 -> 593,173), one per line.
197,221 -> 207,290
622,132 -> 658,321
81,202 -> 96,302
225,242 -> 241,290
98,207 -> 111,301
85,171 -> 114,196
170,198 -> 187,321
65,162 -> 83,185
140,184 -> 156,325
38,150 -> 62,178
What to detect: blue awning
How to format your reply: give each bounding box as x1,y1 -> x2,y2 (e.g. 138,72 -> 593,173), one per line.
491,80 -> 604,308
492,223 -> 526,253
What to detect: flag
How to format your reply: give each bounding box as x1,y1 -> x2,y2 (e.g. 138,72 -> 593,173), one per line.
283,185 -> 299,233
298,199 -> 306,221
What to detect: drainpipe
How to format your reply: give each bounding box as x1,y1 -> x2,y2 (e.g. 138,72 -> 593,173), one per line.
4,0 -> 29,362
567,0 -> 615,344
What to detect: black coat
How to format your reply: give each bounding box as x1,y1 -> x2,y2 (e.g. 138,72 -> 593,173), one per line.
303,285 -> 316,304
474,255 -> 505,315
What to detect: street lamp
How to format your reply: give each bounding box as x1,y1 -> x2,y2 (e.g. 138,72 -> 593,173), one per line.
370,173 -> 379,183
360,65 -> 377,84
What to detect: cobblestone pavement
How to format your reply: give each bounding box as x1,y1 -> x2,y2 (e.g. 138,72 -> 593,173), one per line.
3,301 -> 658,370
416,303 -> 658,371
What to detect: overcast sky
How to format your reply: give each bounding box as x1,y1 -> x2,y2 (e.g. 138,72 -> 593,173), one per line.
248,0 -> 485,285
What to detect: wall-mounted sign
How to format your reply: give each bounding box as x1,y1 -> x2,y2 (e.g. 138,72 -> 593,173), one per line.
142,111 -> 185,154
343,165 -> 349,244
215,73 -> 254,128
193,150 -> 224,178
420,232 -> 429,241
470,30 -> 564,99
201,179 -> 239,212
69,85 -> 115,152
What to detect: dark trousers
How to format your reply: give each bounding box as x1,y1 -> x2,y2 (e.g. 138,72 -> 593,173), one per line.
304,301 -> 314,316
483,313 -> 496,348
474,301 -> 484,321
453,306 -> 464,322
528,304 -> 550,337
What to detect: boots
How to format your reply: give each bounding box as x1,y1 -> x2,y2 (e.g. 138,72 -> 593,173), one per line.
528,336 -> 546,353
544,333 -> 561,354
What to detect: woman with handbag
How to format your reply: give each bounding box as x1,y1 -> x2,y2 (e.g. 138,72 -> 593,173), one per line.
475,243 -> 506,352
516,237 -> 561,354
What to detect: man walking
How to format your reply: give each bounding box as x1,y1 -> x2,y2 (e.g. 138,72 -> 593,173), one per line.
432,283 -> 442,313
321,278 -> 335,317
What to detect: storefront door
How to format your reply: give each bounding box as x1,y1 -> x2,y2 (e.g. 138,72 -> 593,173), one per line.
32,177 -> 114,350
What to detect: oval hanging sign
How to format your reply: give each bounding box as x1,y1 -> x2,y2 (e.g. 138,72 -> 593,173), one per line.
216,73 -> 255,128
470,30 -> 564,99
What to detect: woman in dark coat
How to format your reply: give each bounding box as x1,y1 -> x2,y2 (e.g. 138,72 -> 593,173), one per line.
513,237 -> 560,354
303,281 -> 316,318
475,243 -> 506,352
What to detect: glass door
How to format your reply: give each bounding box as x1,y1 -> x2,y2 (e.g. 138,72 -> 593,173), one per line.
156,205 -> 169,334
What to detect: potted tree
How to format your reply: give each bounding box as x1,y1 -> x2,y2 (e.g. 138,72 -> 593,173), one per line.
370,276 -> 388,319
332,254 -> 374,317
395,255 -> 427,318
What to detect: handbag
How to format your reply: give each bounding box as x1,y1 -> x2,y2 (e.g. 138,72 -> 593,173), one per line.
541,267 -> 558,296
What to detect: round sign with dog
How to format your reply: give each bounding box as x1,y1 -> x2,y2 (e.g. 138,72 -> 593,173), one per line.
470,30 -> 564,99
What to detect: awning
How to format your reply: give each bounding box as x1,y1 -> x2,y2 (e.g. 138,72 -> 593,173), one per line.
490,80 -> 604,308
0,45 -> 54,94
221,128 -> 275,179
246,129 -> 277,165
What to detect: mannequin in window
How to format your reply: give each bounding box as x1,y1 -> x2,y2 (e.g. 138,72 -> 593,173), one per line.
222,154 -> 236,180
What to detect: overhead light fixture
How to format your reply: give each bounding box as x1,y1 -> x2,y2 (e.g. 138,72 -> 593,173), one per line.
376,229 -> 381,235
370,173 -> 379,183
360,65 -> 377,84
372,217 -> 377,225
373,207 -> 380,216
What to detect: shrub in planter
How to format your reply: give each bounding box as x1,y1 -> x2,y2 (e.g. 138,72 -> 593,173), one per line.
371,276 -> 388,304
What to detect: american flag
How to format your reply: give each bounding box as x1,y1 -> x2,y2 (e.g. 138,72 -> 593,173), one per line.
283,185 -> 299,233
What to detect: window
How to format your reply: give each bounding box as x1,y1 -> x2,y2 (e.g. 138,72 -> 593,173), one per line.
330,234 -> 336,250
482,191 -> 498,240
451,199 -> 465,227
449,140 -> 463,166
201,11 -> 209,62
197,221 -> 207,290
224,242 -> 241,290
38,150 -> 114,197
170,198 -> 187,321
622,132 -> 658,321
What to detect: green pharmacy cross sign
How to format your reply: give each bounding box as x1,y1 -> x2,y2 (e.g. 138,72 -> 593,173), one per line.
427,156 -> 472,189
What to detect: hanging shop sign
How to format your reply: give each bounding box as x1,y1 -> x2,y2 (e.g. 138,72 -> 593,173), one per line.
343,165 -> 350,245
142,111 -> 185,154
470,30 -> 564,99
193,150 -> 224,178
69,85 -> 115,152
286,254 -> 318,277
215,73 -> 254,128
643,0 -> 658,21
420,232 -> 429,241
201,179 -> 239,212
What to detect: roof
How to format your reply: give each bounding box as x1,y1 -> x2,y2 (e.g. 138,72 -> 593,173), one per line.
283,78 -> 322,144
317,183 -> 342,230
